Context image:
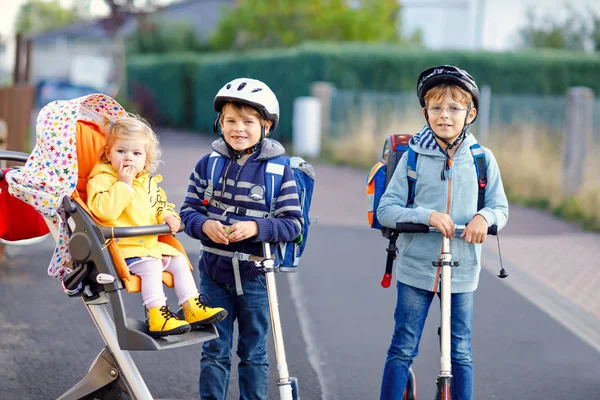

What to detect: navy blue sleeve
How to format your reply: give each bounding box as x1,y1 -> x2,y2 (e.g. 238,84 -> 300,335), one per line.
180,155 -> 211,241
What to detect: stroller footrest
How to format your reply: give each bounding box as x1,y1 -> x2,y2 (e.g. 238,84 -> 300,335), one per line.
119,318 -> 219,351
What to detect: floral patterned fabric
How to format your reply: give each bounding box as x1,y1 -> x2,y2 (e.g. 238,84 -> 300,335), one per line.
6,94 -> 126,291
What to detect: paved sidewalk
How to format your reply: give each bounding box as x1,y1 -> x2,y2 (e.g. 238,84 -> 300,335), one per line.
156,129 -> 600,352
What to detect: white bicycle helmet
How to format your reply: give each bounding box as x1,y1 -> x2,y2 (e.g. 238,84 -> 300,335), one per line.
214,78 -> 280,130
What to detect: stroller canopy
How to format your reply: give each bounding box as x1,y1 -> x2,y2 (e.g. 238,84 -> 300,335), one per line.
6,94 -> 126,286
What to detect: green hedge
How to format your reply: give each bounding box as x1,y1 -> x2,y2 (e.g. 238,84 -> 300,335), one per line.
126,54 -> 198,128
127,43 -> 600,140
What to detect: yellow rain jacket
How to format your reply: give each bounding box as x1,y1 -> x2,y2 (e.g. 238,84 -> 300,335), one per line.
86,162 -> 181,260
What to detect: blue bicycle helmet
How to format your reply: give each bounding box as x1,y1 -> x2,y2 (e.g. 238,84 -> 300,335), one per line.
417,65 -> 480,115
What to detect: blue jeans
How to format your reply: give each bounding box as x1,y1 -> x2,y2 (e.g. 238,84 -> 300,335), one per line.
380,281 -> 474,400
199,271 -> 270,400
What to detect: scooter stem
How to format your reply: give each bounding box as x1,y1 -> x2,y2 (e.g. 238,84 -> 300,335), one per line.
262,242 -> 294,400
440,236 -> 452,376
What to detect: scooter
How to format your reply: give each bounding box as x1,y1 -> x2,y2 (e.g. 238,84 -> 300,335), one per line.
394,222 -> 506,399
261,241 -> 300,400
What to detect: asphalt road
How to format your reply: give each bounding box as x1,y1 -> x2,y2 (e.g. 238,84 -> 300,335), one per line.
2,130 -> 599,399
1,224 -> 599,399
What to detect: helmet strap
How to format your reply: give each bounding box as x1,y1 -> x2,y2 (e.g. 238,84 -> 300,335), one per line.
225,125 -> 266,159
424,106 -> 471,181
213,113 -> 222,135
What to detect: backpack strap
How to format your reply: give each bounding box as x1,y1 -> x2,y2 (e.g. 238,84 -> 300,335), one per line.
383,149 -> 418,288
469,144 -> 487,211
265,156 -> 286,213
406,148 -> 419,207
204,152 -> 226,205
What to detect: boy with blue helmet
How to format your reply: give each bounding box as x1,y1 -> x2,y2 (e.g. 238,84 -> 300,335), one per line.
180,78 -> 303,399
378,65 -> 509,400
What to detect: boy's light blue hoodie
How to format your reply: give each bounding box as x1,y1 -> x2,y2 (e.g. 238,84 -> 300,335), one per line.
377,126 -> 509,293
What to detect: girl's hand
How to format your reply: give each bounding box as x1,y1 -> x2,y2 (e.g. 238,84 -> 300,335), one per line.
429,211 -> 455,239
227,221 -> 258,243
202,220 -> 229,245
162,215 -> 180,235
460,214 -> 488,244
117,161 -> 136,186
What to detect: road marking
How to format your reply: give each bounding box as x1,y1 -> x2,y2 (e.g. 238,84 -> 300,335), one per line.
287,272 -> 337,400
482,247 -> 600,354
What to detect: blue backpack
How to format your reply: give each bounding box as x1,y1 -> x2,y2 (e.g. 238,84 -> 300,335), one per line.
205,153 -> 315,272
366,133 -> 487,287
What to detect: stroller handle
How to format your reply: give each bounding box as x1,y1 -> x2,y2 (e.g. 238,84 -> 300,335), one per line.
395,222 -> 497,235
98,223 -> 186,239
0,150 -> 29,164
0,151 -> 29,181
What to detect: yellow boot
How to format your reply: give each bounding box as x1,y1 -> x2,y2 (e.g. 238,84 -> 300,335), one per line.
182,296 -> 228,329
147,305 -> 191,338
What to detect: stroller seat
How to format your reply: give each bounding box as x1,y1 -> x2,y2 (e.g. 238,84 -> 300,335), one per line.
72,119 -> 189,293
3,94 -> 218,400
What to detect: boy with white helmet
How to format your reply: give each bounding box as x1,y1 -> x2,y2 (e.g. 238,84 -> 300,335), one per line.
180,78 -> 303,399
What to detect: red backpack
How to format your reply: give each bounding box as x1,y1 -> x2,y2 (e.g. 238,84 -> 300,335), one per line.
0,169 -> 50,242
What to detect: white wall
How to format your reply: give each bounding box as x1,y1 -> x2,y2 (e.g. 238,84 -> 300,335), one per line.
31,39 -> 116,87
401,0 -> 479,50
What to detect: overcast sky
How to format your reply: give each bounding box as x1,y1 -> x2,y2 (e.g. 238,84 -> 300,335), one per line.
1,0 -> 599,69
475,0 -> 599,50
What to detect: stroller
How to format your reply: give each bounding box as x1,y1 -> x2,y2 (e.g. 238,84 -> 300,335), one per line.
2,94 -> 220,399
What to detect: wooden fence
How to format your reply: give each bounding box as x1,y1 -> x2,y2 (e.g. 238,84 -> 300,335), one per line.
0,84 -> 35,153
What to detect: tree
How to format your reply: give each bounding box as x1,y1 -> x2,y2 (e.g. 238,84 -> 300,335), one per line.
591,12 -> 600,51
15,0 -> 80,36
99,0 -> 166,99
127,20 -> 206,54
211,0 -> 403,51
518,5 -> 598,52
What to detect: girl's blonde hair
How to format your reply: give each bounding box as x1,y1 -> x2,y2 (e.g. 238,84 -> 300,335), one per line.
219,102 -> 271,133
99,113 -> 162,173
424,84 -> 474,109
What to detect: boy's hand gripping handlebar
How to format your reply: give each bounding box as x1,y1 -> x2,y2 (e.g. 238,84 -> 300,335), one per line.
380,223 -> 504,289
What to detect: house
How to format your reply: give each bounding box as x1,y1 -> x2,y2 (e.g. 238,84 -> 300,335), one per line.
400,0 -> 483,50
30,0 -> 235,91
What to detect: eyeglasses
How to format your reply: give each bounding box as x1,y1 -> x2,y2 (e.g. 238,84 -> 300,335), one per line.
426,106 -> 467,115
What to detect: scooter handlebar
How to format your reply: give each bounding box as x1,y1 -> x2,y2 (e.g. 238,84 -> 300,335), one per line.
395,223 -> 498,235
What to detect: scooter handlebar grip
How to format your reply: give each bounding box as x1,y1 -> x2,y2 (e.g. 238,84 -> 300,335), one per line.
395,223 -> 429,233
487,225 -> 498,235
381,273 -> 392,288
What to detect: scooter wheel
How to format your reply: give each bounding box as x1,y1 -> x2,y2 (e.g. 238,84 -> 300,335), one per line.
291,376 -> 300,400
404,367 -> 416,400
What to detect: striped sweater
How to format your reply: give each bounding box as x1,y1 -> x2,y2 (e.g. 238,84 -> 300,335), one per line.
180,138 -> 303,284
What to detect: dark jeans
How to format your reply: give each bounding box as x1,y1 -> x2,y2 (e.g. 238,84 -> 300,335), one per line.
199,271 -> 270,400
380,281 -> 475,400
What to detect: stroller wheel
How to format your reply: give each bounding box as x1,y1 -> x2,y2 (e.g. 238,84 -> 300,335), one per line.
291,376 -> 300,400
83,381 -> 131,400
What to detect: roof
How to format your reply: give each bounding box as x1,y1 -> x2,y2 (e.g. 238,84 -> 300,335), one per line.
32,0 -> 234,43
32,17 -> 137,43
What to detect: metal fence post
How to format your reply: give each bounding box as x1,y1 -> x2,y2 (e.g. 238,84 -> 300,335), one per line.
562,87 -> 594,196
478,85 -> 491,142
310,81 -> 336,147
